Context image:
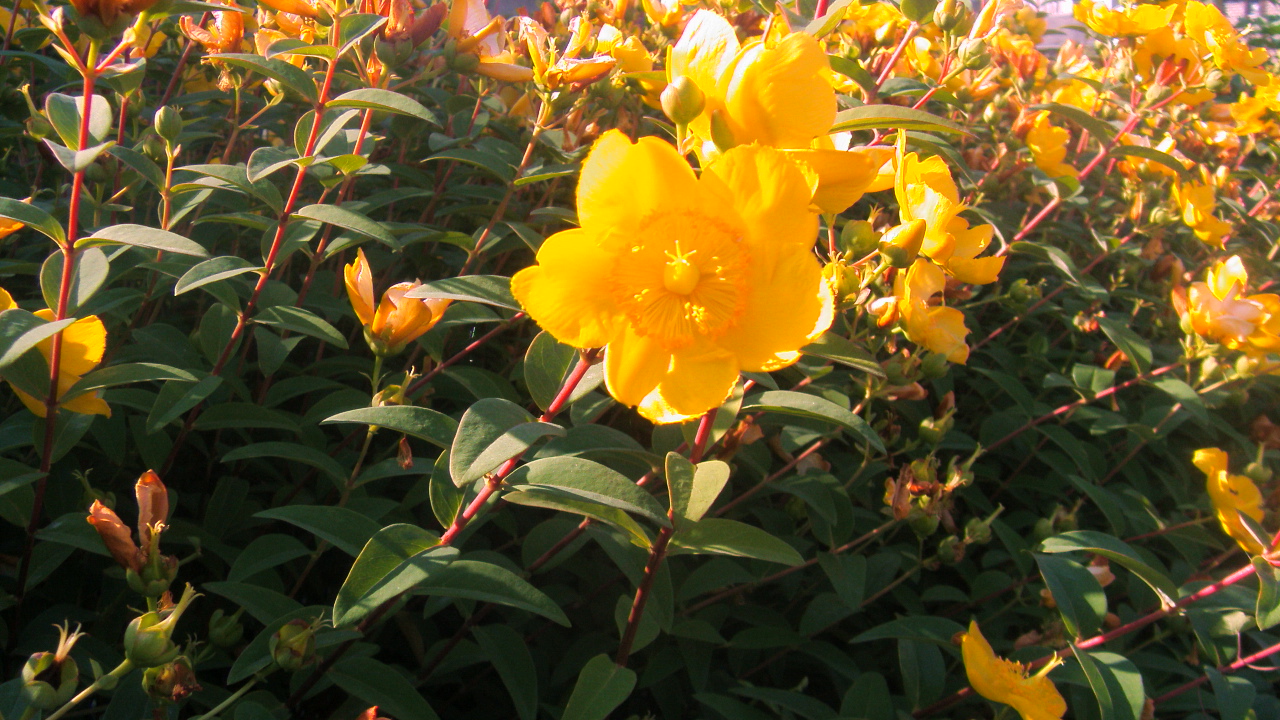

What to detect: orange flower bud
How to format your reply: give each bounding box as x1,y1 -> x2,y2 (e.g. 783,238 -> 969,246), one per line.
258,0 -> 320,19
87,501 -> 142,573
136,470 -> 169,546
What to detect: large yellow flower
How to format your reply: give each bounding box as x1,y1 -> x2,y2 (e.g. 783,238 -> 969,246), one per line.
895,152 -> 1004,286
511,131 -> 833,423
669,10 -> 835,151
1193,448 -> 1268,554
895,260 -> 972,364
1184,256 -> 1280,355
1183,1 -> 1270,85
961,620 -> 1067,720
1,287 -> 110,418
1073,0 -> 1173,37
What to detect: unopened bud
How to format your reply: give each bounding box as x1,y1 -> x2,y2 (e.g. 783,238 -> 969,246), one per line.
209,608 -> 245,648
958,38 -> 989,70
909,509 -> 940,538
708,109 -> 737,153
964,516 -> 993,545
271,619 -> 317,672
660,76 -> 705,126
1243,462 -> 1273,484
920,352 -> 950,379
1203,68 -> 1229,93
125,613 -> 181,667
1144,84 -> 1170,105
154,106 -> 182,146
937,534 -> 965,564
935,0 -> 966,33
142,656 -> 200,706
841,219 -> 880,255
878,219 -> 927,267
919,414 -> 953,445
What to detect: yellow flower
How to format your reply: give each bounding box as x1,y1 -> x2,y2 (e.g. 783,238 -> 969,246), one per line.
1025,112 -> 1075,180
1172,172 -> 1232,247
518,16 -> 616,90
511,131 -> 834,423
961,620 -> 1067,720
344,249 -> 452,356
1,287 -> 110,418
447,0 -> 534,83
785,138 -> 889,216
1185,256 -> 1280,354
257,0 -> 319,19
1193,448 -> 1268,554
1183,1 -> 1270,85
895,260 -> 971,364
895,152 -> 1004,286
669,10 -> 835,151
1073,0 -> 1174,37
179,0 -> 245,54
0,216 -> 22,240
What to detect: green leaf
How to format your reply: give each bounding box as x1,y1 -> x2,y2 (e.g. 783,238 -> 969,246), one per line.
419,559 -> 570,625
686,460 -> 730,523
64,362 -> 199,400
44,93 -> 111,149
175,256 -> 260,295
1039,530 -> 1177,605
216,53 -> 318,102
806,0 -> 853,36
333,523 -> 451,626
0,311 -> 74,371
331,657 -> 440,720
830,105 -> 968,135
246,146 -> 300,183
146,376 -> 223,433
323,405 -> 458,449
450,398 -> 534,486
463,421 -> 565,487
561,654 -> 636,720
425,148 -> 515,182
1150,377 -> 1208,425
405,275 -> 520,311
1073,646 -> 1140,720
1095,316 -> 1152,373
1034,553 -> 1105,638
666,452 -> 695,523
849,616 -> 964,646
504,489 -> 651,547
336,13 -> 388,55
1108,144 -> 1191,180
256,305 -> 348,348
473,625 -> 538,720
226,443 -> 348,485
507,456 -> 669,527
1207,666 -> 1256,720
293,203 -> 397,248
205,581 -> 303,625
255,505 -> 383,557
524,331 -> 578,412
40,246 -> 109,315
429,451 -> 464,528
1254,557 -> 1280,630
327,88 -> 438,127
42,139 -> 115,173
0,198 -> 65,245
819,554 -> 867,609
108,145 -> 166,189
1030,102 -> 1117,143
229,533 -> 312,583
669,517 -> 803,565
78,224 -> 209,257
741,390 -> 884,452
801,333 -> 886,376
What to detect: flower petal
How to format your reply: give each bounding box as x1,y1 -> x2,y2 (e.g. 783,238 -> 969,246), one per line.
706,144 -> 818,262
648,347 -> 739,419
785,148 -> 881,215
720,33 -> 836,148
577,131 -> 703,235
511,229 -> 622,349
716,251 -> 832,372
604,325 -> 671,407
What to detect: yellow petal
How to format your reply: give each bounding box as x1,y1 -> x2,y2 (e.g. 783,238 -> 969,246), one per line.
785,148 -> 881,215
706,144 -> 818,262
511,229 -> 622,349
720,32 -> 836,148
11,383 -> 47,418
576,131 -> 704,236
475,60 -> 535,83
646,347 -> 739,419
35,313 -> 107,378
716,251 -> 832,372
669,9 -> 739,141
61,385 -> 111,416
0,285 -> 14,310
604,325 -> 671,407
946,255 -> 1006,286
345,248 -> 376,326
1193,447 -> 1228,480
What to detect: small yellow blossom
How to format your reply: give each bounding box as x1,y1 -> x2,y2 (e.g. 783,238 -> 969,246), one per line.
511,131 -> 834,423
1172,171 -> 1232,247
961,620 -> 1067,720
257,0 -> 320,19
1073,0 -> 1174,37
345,249 -> 452,356
1183,1 -> 1270,85
1025,112 -> 1075,180
895,260 -> 971,364
448,0 -> 533,82
0,217 -> 22,241
1193,448 -> 1269,554
1,287 -> 110,418
896,152 -> 1004,285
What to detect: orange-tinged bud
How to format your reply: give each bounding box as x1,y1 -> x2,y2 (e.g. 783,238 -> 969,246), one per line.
87,501 -> 142,573
136,470 -> 169,546
258,0 -> 320,19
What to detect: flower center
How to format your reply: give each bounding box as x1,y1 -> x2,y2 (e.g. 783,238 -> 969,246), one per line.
611,210 -> 749,349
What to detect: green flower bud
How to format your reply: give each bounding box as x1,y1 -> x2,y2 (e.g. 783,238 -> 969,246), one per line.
124,585 -> 198,668
209,608 -> 245,648
937,534 -> 965,564
909,508 -> 940,538
22,652 -> 78,710
127,552 -> 177,598
958,38 -> 989,70
918,414 -> 953,445
661,76 -> 706,126
920,352 -> 951,380
154,106 -> 183,146
840,219 -> 880,256
1243,462 -> 1274,484
142,656 -> 200,706
964,516 -> 993,545
935,0 -> 967,33
270,619 -> 317,672
1032,517 -> 1055,542
709,109 -> 737,153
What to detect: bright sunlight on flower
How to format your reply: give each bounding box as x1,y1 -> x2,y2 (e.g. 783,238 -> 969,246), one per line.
962,620 -> 1067,720
2,286 -> 110,418
345,249 -> 452,357
1193,448 -> 1269,554
512,130 -> 834,423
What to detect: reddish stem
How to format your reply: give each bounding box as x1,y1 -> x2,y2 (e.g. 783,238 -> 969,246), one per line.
1152,640 -> 1280,704
713,437 -> 827,516
405,314 -> 525,398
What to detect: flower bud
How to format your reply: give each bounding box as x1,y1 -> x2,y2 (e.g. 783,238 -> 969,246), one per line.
660,76 -> 705,127
1243,461 -> 1273,484
909,508 -> 940,538
708,109 -> 737,153
142,656 -> 201,705
920,352 -> 951,379
958,38 -> 989,70
88,500 -> 142,573
270,619 -> 317,672
840,219 -> 880,256
125,613 -> 181,667
878,219 -> 926,268
822,259 -> 861,309
1204,68 -> 1230,93
964,516 -> 993,545
937,534 -> 965,564
918,414 -> 953,445
154,106 -> 183,146
209,608 -> 245,648
900,0 -> 938,23
22,652 -> 78,710
935,0 -> 967,33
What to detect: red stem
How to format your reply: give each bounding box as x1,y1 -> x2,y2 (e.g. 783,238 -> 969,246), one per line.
405,314 -> 525,398
1152,640 -> 1280,704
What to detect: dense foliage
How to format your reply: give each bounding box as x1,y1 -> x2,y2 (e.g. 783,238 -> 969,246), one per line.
0,0 -> 1278,717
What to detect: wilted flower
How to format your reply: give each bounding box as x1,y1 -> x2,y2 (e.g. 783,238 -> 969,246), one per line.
86,470 -> 177,595
383,0 -> 446,46
512,131 -> 833,423
345,249 -> 452,357
518,16 -> 616,91
1,287 -> 110,418
447,0 -> 533,82
1193,448 -> 1269,554
179,0 -> 244,54
961,620 -> 1067,720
